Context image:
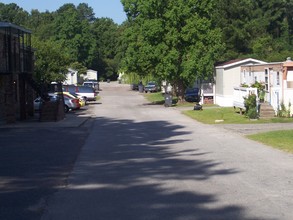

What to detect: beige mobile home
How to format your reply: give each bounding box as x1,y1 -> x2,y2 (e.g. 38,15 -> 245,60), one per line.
241,58 -> 293,114
214,58 -> 267,106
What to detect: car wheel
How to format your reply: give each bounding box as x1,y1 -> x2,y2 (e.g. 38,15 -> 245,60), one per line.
64,105 -> 69,113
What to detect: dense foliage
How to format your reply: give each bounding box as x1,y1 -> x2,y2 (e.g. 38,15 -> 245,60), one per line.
121,0 -> 224,99
244,94 -> 258,119
0,2 -> 121,83
1,0 -> 293,88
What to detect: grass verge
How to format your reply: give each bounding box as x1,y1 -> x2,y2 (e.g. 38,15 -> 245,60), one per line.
247,130 -> 293,153
183,107 -> 293,124
143,92 -> 165,104
143,92 -> 216,107
144,92 -> 293,152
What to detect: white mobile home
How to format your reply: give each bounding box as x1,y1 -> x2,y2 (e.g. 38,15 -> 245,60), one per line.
64,68 -> 78,85
85,69 -> 98,81
241,58 -> 293,114
214,58 -> 267,106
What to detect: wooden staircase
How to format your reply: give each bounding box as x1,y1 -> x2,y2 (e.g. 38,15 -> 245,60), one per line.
259,102 -> 275,119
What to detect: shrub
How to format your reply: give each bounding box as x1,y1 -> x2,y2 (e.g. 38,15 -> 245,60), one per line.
251,81 -> 265,102
247,107 -> 258,119
278,102 -> 292,118
244,94 -> 258,119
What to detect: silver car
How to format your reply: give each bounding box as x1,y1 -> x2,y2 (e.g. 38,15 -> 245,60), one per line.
34,94 -> 80,113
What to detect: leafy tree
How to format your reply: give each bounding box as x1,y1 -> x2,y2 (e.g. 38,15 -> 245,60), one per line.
121,0 -> 224,100
32,37 -> 71,83
0,2 -> 123,83
90,18 -> 120,80
26,10 -> 54,41
52,4 -> 94,66
0,3 -> 29,26
76,3 -> 95,22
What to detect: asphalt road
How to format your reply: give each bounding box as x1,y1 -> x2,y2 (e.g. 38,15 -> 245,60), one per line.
40,82 -> 293,220
0,122 -> 91,219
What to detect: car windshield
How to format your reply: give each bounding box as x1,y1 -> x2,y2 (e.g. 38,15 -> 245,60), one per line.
83,83 -> 93,87
185,88 -> 199,94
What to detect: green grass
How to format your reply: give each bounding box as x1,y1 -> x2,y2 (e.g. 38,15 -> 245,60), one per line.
143,92 -> 179,105
143,93 -> 293,152
143,92 -> 218,107
183,107 -> 293,124
247,130 -> 293,153
143,92 -> 165,104
144,93 -> 293,124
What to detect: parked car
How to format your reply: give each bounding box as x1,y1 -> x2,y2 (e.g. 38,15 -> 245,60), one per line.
63,96 -> 80,113
63,85 -> 98,102
144,82 -> 158,93
34,94 -> 80,113
131,83 -> 139,91
83,80 -> 99,91
184,88 -> 200,102
70,92 -> 87,106
33,96 -> 55,112
57,92 -> 86,107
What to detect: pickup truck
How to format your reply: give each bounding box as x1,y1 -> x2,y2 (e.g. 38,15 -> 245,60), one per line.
63,85 -> 98,102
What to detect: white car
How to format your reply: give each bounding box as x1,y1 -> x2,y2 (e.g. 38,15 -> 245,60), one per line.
34,94 -> 80,113
63,85 -> 98,102
83,81 -> 99,91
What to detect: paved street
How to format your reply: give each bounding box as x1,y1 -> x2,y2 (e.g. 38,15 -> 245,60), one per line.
40,82 -> 293,220
0,105 -> 95,219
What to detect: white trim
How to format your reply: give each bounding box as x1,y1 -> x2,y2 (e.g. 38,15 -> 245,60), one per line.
216,58 -> 267,69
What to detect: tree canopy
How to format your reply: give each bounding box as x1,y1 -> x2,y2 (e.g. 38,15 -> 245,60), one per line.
121,0 -> 225,97
0,0 -> 293,88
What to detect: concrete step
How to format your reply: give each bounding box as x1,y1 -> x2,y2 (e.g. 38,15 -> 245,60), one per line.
259,103 -> 275,118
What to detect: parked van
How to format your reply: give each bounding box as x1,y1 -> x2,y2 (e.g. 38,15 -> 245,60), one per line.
63,85 -> 98,101
184,88 -> 200,102
83,81 -> 99,91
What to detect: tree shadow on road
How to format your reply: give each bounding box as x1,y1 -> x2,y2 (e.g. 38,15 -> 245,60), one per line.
42,117 -> 262,220
0,127 -> 89,220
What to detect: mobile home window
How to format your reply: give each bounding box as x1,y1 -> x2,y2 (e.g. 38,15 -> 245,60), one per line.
265,69 -> 269,91
277,72 -> 280,85
287,71 -> 293,88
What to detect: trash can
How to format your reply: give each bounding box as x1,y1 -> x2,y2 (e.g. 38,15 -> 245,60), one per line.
138,84 -> 144,93
193,103 -> 202,110
164,93 -> 173,107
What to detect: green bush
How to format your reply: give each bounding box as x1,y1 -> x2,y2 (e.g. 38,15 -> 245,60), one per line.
247,107 -> 258,119
278,102 -> 292,118
244,94 -> 258,119
251,81 -> 265,102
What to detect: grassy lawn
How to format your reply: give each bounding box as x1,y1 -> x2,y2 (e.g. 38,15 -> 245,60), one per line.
247,130 -> 293,153
143,92 -> 293,153
143,92 -> 166,104
183,107 -> 293,124
143,92 -> 217,107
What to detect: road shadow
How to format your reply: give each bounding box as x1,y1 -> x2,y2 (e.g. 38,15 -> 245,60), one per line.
0,127 -> 90,220
0,116 -> 263,220
43,117 -> 261,220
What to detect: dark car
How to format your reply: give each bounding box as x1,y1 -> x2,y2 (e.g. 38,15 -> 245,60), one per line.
131,84 -> 139,91
184,88 -> 200,102
144,82 -> 158,93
